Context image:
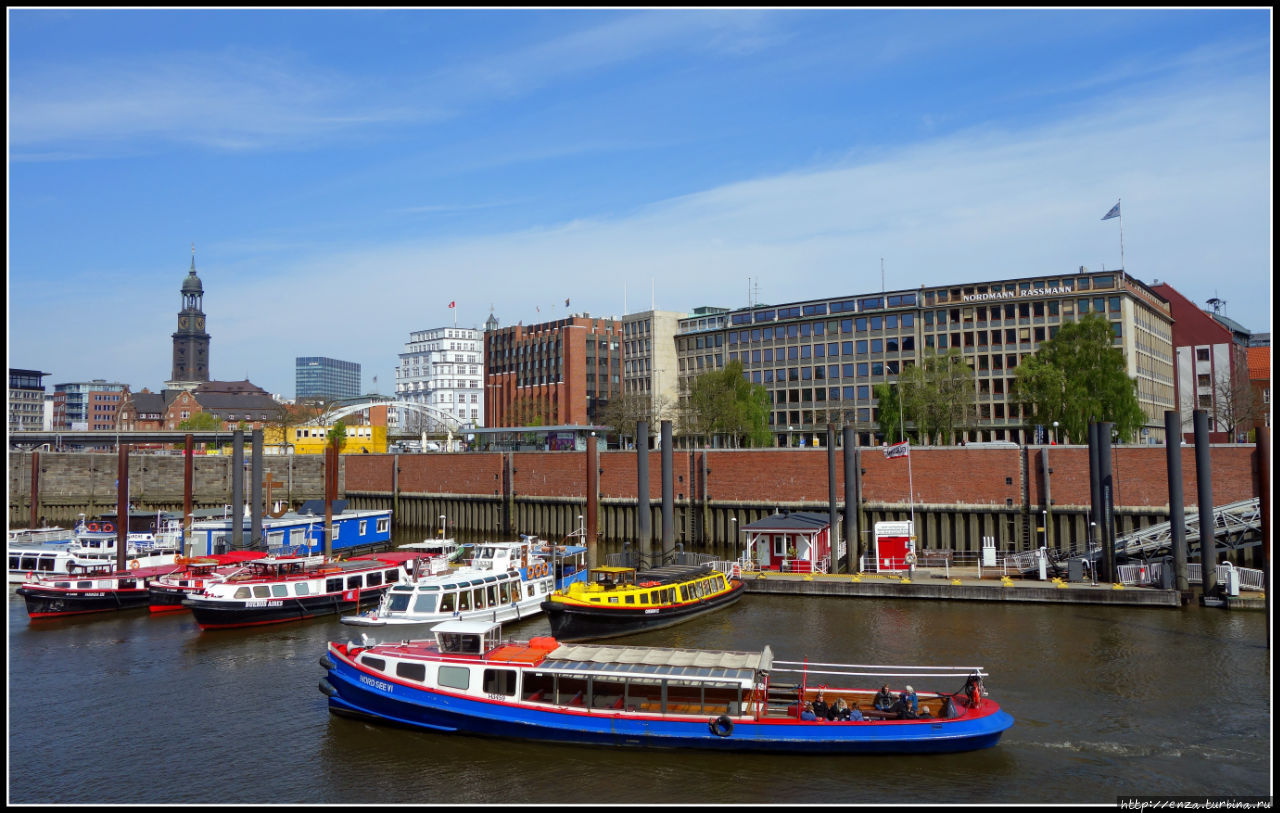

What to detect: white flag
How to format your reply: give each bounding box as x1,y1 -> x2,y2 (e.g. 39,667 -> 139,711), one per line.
884,441 -> 910,460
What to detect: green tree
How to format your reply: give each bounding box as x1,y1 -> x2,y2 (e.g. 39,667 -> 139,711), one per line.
1014,314 -> 1146,443
177,411 -> 222,431
326,420 -> 348,453
873,382 -> 905,444
894,349 -> 977,444
682,360 -> 771,448
599,391 -> 671,448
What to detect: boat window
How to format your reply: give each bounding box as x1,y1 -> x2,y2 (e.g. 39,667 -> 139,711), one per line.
473,587 -> 486,609
367,571 -> 382,587
487,585 -> 498,606
640,593 -> 649,605
457,591 -> 471,611
396,661 -> 426,682
680,586 -> 689,601
347,575 -> 362,590
234,587 -> 251,599
556,676 -> 588,706
271,584 -> 289,597
387,592 -> 412,612
19,556 -> 37,570
523,671 -> 556,703
498,582 -> 511,604
385,569 -> 400,583
295,582 -> 310,597
253,585 -> 271,598
411,593 -> 437,613
437,665 -> 470,691
483,669 -> 517,697
78,580 -> 93,589
608,596 -> 619,604
360,655 -> 386,671
440,592 -> 455,612
625,594 -> 635,605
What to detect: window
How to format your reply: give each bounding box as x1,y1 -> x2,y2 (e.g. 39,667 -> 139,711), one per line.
483,668 -> 518,696
438,665 -> 470,690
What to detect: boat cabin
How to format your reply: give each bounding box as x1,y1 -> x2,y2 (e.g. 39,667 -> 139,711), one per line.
433,619 -> 504,655
588,566 -> 637,589
741,512 -> 834,573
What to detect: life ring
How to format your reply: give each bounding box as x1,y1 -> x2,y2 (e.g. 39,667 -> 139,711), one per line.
174,554 -> 184,564
531,562 -> 548,579
905,552 -> 917,566
87,522 -> 100,532
101,522 -> 115,533
129,559 -> 141,570
709,715 -> 734,737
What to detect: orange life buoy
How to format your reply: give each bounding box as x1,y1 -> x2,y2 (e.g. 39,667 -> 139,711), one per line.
101,522 -> 115,533
87,522 -> 100,532
129,559 -> 141,570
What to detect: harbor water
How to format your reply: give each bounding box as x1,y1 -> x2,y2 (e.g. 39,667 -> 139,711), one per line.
7,528 -> 1271,805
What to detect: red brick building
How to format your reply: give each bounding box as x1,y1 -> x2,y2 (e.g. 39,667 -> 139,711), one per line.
483,313 -> 622,427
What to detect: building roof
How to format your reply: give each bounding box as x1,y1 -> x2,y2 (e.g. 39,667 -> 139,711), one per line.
132,392 -> 167,415
1247,346 -> 1270,382
742,511 -> 832,532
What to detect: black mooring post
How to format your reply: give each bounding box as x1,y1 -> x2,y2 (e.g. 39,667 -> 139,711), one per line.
1193,409 -> 1217,595
231,429 -> 245,550
661,420 -> 674,559
1097,422 -> 1115,584
844,425 -> 859,573
827,424 -> 840,574
1087,422 -> 1103,579
1164,410 -> 1189,593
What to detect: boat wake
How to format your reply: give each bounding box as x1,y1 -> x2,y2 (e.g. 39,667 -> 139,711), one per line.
1032,740 -> 1256,761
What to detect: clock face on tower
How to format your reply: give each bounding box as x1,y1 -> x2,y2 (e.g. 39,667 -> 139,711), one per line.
179,316 -> 189,329
196,317 -> 205,331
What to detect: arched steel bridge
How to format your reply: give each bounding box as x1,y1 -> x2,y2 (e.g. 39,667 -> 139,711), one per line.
311,395 -> 472,448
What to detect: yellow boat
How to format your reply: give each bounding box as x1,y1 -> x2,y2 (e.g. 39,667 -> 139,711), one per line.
539,563 -> 745,642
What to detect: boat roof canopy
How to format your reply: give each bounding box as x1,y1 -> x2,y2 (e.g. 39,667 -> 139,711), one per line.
543,643 -> 772,682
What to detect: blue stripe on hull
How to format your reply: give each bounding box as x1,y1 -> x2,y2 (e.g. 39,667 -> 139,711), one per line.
323,662 -> 1011,754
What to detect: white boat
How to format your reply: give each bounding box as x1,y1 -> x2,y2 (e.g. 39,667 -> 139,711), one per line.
9,513 -> 182,585
340,536 -> 587,628
398,537 -> 465,563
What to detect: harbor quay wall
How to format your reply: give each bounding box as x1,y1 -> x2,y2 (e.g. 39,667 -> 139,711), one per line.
8,451 -> 338,526
11,445 -> 1260,565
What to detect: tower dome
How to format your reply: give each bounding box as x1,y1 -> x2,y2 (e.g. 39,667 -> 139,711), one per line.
181,257 -> 204,295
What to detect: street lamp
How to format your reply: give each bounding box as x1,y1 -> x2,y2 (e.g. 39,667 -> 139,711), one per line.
1052,421 -> 1060,445
439,514 -> 447,540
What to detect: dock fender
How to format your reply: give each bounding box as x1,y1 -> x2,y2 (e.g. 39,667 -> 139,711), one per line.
318,677 -> 337,698
709,714 -> 734,737
319,655 -> 336,671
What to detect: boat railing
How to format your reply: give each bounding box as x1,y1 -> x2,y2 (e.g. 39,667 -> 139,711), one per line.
770,659 -> 989,687
605,550 -> 719,570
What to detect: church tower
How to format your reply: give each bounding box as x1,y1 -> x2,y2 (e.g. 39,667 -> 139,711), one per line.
167,251 -> 212,390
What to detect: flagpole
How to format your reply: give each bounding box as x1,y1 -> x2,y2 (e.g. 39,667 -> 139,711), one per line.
1118,198 -> 1125,270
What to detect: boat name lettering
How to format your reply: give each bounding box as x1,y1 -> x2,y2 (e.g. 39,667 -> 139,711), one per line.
245,599 -> 284,608
487,693 -> 505,701
359,674 -> 393,693
645,608 -> 659,614
81,592 -> 105,597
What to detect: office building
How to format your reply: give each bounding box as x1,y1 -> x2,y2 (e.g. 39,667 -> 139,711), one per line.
395,326 -> 484,430
296,357 -> 361,401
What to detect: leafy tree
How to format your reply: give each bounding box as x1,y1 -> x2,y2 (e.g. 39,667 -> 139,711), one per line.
682,360 -> 771,448
178,411 -> 222,431
893,349 -> 977,444
1014,314 -> 1146,443
326,420 -> 348,453
873,382 -> 905,444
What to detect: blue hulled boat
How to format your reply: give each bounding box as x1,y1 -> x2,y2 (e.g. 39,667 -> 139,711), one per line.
319,620 -> 1013,754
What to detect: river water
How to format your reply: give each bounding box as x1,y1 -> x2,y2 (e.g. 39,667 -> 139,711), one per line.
7,528 -> 1271,805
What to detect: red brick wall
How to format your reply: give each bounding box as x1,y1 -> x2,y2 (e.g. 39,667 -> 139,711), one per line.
344,446 -> 1259,508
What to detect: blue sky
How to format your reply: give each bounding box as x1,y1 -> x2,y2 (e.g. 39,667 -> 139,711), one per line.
8,8 -> 1272,399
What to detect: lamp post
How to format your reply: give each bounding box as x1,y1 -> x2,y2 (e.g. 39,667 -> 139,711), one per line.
1089,520 -> 1098,585
439,514 -> 446,540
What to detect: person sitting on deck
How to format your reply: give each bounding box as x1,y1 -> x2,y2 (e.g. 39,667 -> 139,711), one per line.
847,702 -> 864,722
830,698 -> 851,721
873,684 -> 895,712
811,692 -> 830,721
799,702 -> 818,721
892,685 -> 920,719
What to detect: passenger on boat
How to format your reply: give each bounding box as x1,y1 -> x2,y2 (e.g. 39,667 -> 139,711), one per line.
799,702 -> 818,722
891,686 -> 920,719
873,684 -> 895,712
847,702 -> 864,722
829,698 -> 851,721
812,692 -> 830,721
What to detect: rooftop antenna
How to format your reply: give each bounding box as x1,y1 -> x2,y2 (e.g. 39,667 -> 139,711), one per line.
1207,295 -> 1226,316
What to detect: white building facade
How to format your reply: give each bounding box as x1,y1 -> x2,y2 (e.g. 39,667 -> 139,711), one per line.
395,326 -> 484,431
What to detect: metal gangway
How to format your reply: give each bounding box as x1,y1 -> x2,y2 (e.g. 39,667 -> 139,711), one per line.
1077,498 -> 1261,564
1117,561 -> 1266,592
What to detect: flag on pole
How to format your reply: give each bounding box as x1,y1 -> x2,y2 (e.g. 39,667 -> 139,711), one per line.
884,440 -> 910,459
565,298 -> 570,307
1101,202 -> 1121,221
448,301 -> 455,308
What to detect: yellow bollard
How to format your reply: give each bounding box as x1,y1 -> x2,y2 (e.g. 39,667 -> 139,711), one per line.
1112,582 -> 1124,590
1001,576 -> 1014,587
951,578 -> 962,586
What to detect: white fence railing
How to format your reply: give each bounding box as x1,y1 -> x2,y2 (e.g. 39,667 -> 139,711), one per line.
1117,561 -> 1265,591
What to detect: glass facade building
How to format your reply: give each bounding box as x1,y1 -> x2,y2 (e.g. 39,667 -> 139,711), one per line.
295,357 -> 362,401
